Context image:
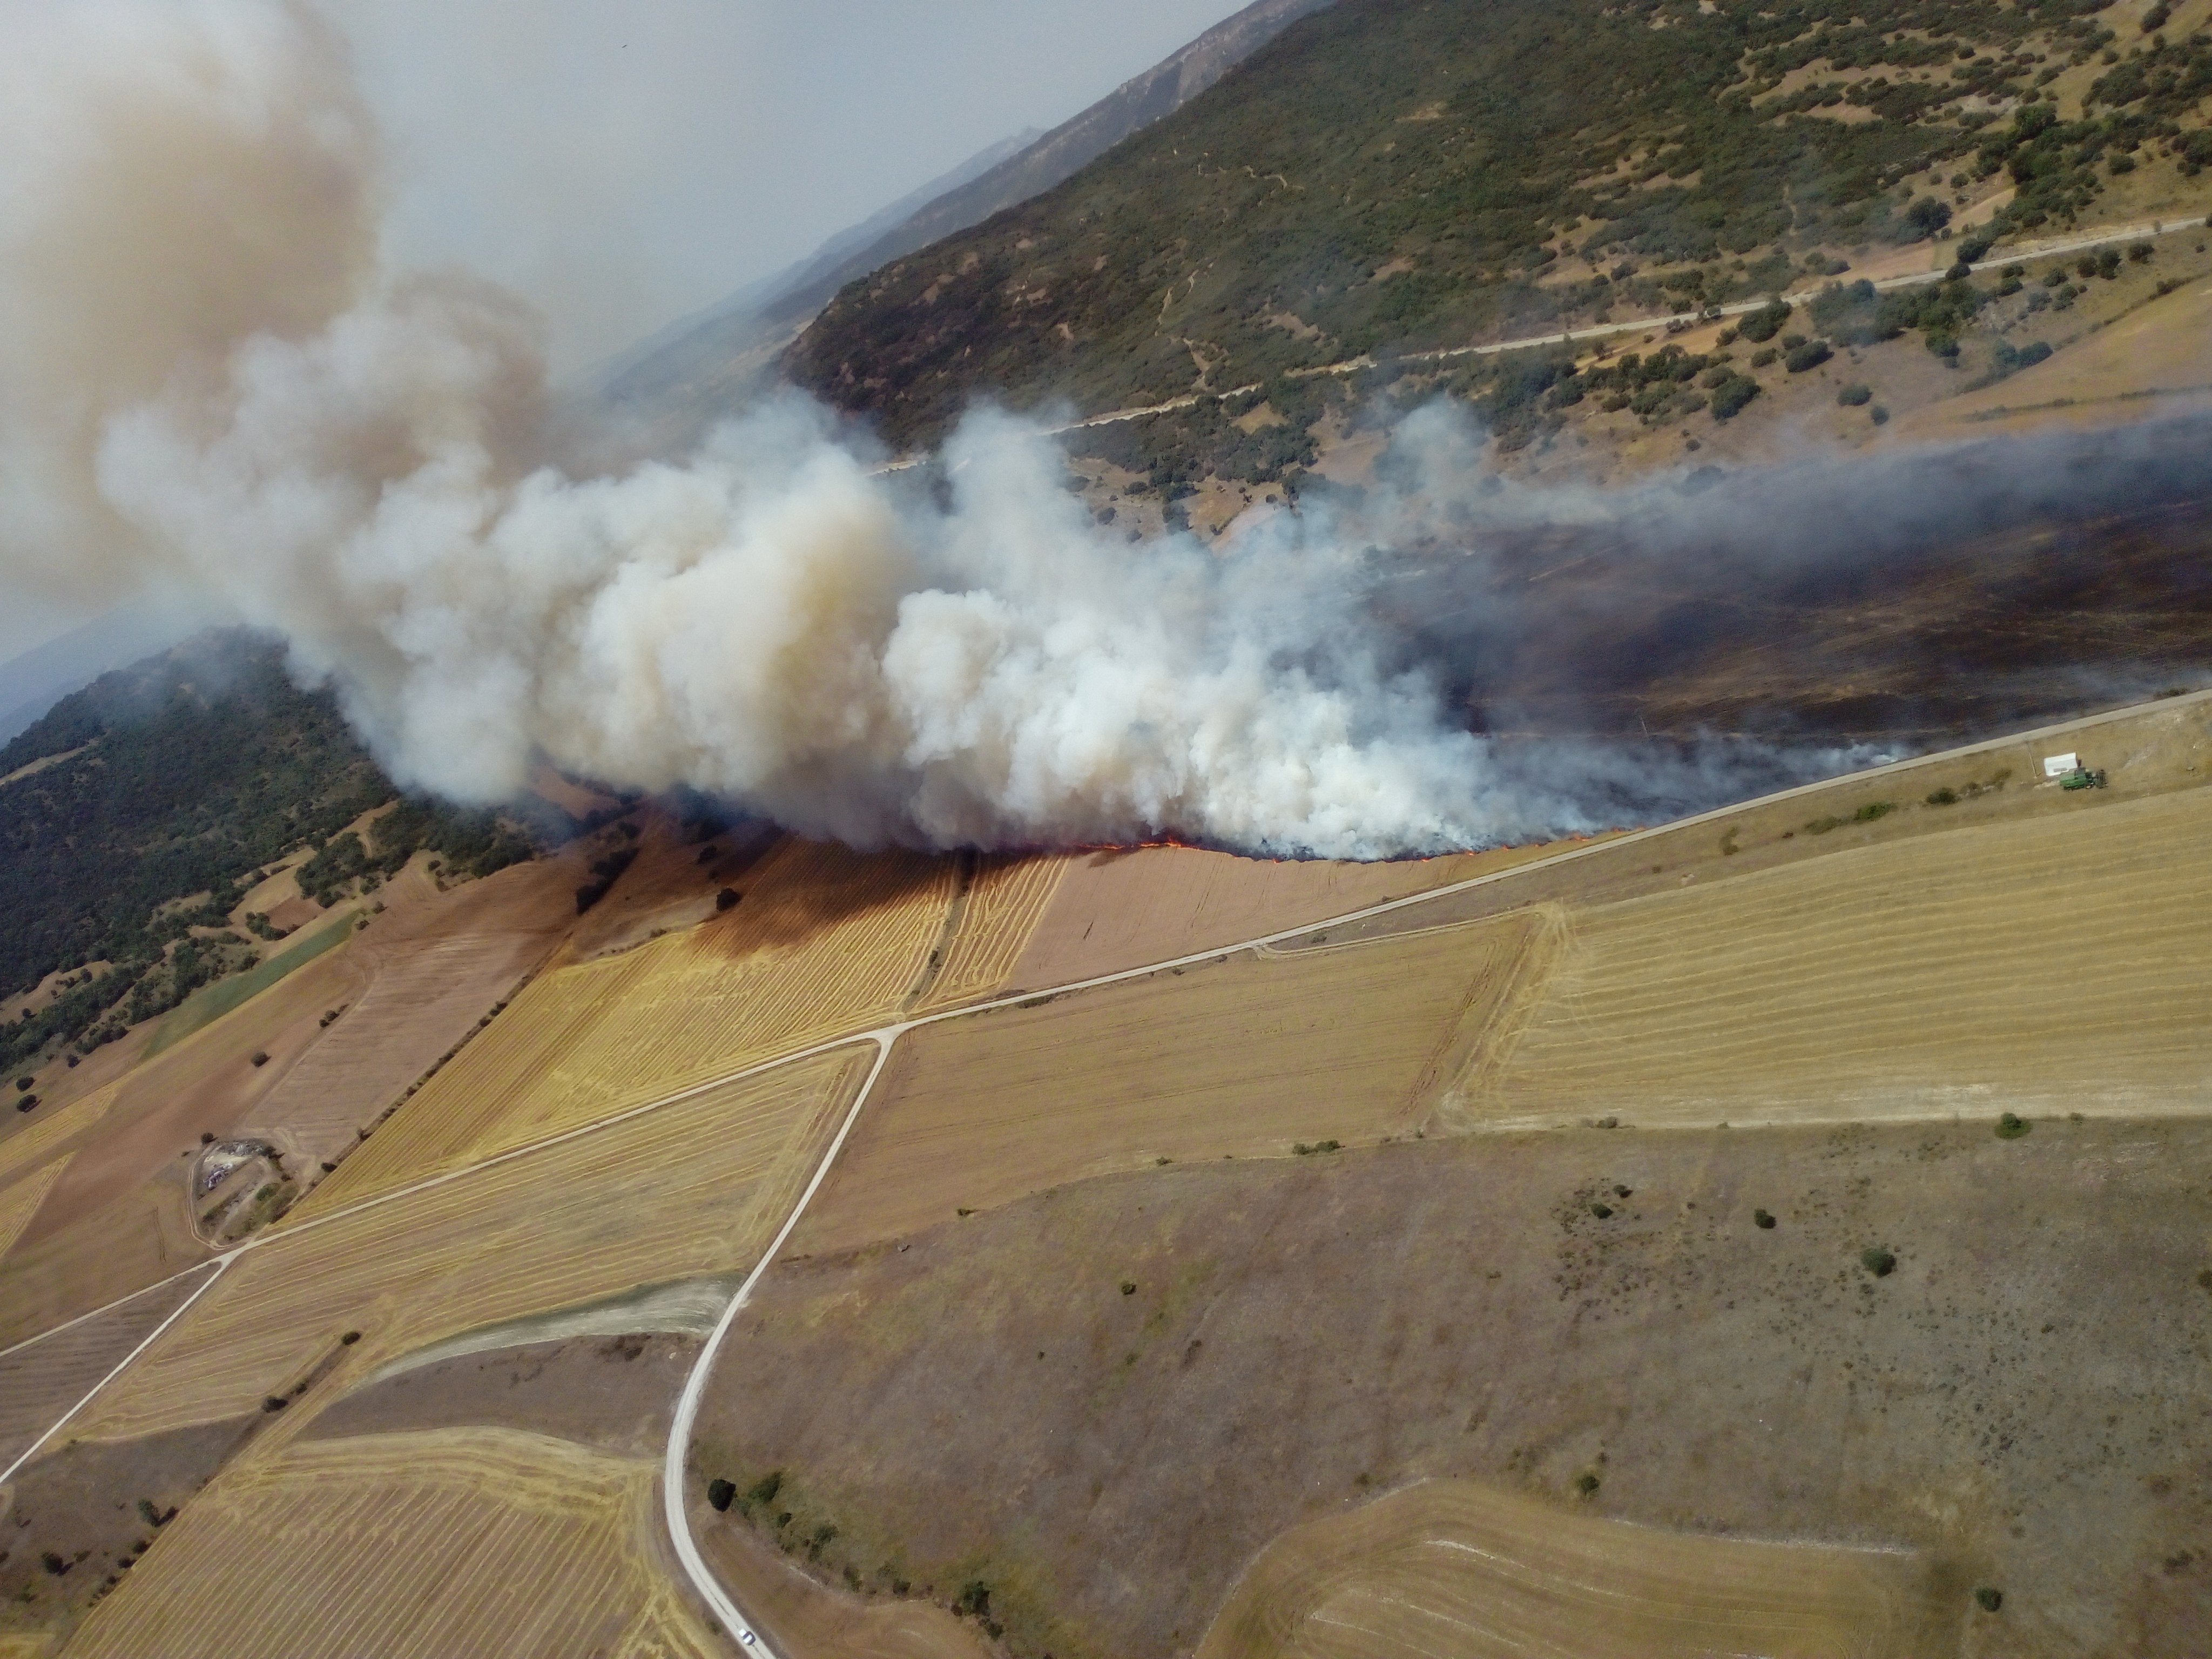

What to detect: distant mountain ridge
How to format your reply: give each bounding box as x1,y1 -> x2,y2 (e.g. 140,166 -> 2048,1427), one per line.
593,0 -> 1336,450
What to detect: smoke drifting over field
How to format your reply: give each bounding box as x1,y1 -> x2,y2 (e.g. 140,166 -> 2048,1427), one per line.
36,0 -> 2194,858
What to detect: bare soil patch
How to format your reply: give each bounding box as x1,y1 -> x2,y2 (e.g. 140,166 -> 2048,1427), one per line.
697,1119 -> 2212,1658
306,1332 -> 700,1459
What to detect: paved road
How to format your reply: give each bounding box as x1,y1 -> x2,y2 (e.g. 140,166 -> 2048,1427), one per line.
6,685 -> 2207,1648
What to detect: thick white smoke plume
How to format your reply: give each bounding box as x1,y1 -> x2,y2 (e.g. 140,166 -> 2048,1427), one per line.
0,1 -> 1833,857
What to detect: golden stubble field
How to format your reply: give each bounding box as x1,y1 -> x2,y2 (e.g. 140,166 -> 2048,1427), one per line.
1198,1476 -> 1957,1659
62,1427 -> 719,1659
293,840 -> 955,1212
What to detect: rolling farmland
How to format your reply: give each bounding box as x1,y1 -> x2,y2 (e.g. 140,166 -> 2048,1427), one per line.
792,910 -> 1543,1255
69,1049 -> 866,1443
64,1427 -> 720,1659
1197,1477 -> 1956,1659
295,841 -> 950,1211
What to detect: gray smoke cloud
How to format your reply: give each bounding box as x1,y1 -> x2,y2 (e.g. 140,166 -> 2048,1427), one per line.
2,0 -> 1878,858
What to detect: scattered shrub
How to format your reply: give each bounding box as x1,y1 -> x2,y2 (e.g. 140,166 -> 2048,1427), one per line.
1120,1280 -> 1138,1296
1749,347 -> 1778,369
12,1076 -> 29,1091
706,1478 -> 737,1512
1861,1246 -> 1898,1277
340,1330 -> 361,1344
1853,801 -> 1895,823
1573,1471 -> 1601,1496
1838,383 -> 1873,406
1737,300 -> 1791,343
1784,339 -> 1833,373
14,1094 -> 35,1114
1590,1202 -> 1614,1219
1926,786 -> 1959,805
1995,1112 -> 2031,1139
1709,374 -> 1761,419
1754,1208 -> 1777,1229
1975,1586 -> 2005,1611
715,887 -> 741,912
1870,404 -> 1891,425
249,1051 -> 268,1068
955,1580 -> 993,1618
260,1395 -> 288,1412
746,1471 -> 784,1508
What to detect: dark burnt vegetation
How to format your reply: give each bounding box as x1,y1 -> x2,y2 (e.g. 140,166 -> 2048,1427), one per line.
0,634 -> 536,1077
791,0 -> 2169,451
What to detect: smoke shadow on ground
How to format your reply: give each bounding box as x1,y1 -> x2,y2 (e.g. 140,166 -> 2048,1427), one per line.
1351,410 -> 2212,746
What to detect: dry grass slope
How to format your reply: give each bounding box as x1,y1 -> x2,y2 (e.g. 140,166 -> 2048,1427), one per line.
295,842 -> 949,1211
69,1049 -> 865,1443
1487,785 -> 2212,1128
1198,1477 -> 1955,1659
795,912 -> 1542,1255
63,1427 -> 720,1659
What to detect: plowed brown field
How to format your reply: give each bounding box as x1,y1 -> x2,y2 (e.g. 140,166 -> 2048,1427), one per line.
63,1427 -> 719,1659
1198,1477 -> 1956,1659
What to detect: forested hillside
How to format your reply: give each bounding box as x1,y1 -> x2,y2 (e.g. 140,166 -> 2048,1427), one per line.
0,635 -> 536,1076
790,0 -> 2204,449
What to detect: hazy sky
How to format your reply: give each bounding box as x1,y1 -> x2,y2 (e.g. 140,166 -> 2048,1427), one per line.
328,0 -> 1253,377
0,0 -> 1250,664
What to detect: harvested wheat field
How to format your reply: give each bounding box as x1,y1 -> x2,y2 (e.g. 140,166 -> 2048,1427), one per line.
911,853 -> 1073,1015
0,1159 -> 67,1264
64,1427 -> 719,1659
1004,840 -> 1564,989
69,1048 -> 864,1444
1480,783 -> 2212,1130
0,1265 -> 218,1474
792,911 -> 1546,1255
296,841 -> 950,1211
1198,1477 -> 1955,1659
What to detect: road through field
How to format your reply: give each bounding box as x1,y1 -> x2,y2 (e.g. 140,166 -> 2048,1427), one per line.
9,684 -> 2211,1654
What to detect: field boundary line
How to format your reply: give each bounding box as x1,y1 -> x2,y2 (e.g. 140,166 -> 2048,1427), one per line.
0,1258 -> 228,1486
